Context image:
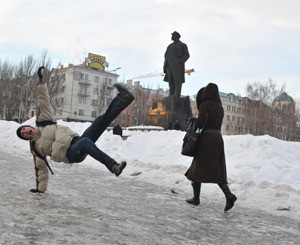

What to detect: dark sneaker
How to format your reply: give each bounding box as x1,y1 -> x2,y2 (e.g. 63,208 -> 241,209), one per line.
112,161 -> 127,177
113,83 -> 135,104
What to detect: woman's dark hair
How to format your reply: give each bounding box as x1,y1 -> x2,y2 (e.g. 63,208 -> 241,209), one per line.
196,87 -> 205,110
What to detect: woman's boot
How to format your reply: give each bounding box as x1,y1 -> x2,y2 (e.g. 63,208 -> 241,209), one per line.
218,183 -> 237,211
186,182 -> 201,205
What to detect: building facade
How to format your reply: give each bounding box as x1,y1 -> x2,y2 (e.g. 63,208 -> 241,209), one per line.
219,92 -> 245,135
29,64 -> 119,122
27,64 -> 298,141
115,80 -> 169,127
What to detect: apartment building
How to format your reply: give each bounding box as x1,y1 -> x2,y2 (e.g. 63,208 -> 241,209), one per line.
219,91 -> 297,140
29,63 -> 119,122
219,92 -> 245,135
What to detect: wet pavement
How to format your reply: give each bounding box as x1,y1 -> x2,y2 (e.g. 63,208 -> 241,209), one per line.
0,151 -> 299,245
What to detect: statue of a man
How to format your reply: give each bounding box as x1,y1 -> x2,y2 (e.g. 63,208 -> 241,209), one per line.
163,31 -> 190,97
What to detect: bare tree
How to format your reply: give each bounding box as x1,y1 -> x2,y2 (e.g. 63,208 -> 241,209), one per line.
13,55 -> 37,122
37,50 -> 66,110
0,51 -> 66,122
243,79 -> 299,141
245,78 -> 286,106
0,60 -> 15,120
130,83 -> 156,126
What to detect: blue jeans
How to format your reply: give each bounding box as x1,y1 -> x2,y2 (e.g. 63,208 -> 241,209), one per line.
66,94 -> 128,172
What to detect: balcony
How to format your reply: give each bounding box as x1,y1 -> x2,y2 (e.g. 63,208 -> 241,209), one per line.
78,91 -> 90,97
79,79 -> 91,85
102,83 -> 114,89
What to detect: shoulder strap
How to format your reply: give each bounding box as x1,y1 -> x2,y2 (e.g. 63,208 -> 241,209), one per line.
30,141 -> 54,175
36,121 -> 57,127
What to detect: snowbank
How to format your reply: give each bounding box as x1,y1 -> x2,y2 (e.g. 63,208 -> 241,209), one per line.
2,119 -> 299,219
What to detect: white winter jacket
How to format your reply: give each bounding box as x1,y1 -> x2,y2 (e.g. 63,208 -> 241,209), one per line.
30,82 -> 79,192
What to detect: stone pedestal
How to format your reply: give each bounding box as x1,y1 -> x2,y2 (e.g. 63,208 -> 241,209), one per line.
145,96 -> 192,131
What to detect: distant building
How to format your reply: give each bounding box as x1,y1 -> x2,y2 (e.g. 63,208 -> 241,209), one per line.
219,92 -> 245,135
219,91 -> 298,141
116,80 -> 169,126
26,62 -> 298,141
29,63 -> 118,122
272,92 -> 298,141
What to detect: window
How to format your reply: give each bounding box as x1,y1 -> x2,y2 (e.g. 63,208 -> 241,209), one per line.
61,74 -> 66,81
227,105 -> 231,111
79,110 -> 84,116
232,106 -> 236,112
79,85 -> 87,95
79,97 -> 86,104
31,111 -> 35,117
94,76 -> 99,83
81,73 -> 84,79
226,125 -> 229,131
62,85 -> 66,92
108,78 -> 112,85
85,74 -> 89,80
91,111 -> 97,118
92,99 -> 98,106
232,116 -> 235,121
93,88 -> 98,95
227,115 -> 230,121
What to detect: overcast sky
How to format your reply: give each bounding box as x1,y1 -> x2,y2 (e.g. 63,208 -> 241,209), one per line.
1,0 -> 300,98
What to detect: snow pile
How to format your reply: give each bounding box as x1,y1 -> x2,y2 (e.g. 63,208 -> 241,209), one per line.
1,119 -> 299,219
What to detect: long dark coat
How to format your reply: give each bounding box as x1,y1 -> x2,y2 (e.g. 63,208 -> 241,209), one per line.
185,83 -> 227,184
163,40 -> 189,84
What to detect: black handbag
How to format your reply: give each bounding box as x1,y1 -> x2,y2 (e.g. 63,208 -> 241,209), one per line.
181,121 -> 202,157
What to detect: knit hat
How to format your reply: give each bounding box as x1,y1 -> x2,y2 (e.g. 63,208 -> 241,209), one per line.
16,125 -> 31,140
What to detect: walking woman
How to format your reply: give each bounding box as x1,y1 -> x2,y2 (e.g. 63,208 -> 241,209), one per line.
185,83 -> 237,211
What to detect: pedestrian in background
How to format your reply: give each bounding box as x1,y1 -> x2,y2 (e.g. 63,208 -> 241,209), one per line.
113,124 -> 123,137
185,83 -> 237,211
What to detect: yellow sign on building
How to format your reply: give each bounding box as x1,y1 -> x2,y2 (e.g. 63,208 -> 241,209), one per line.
85,53 -> 109,70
